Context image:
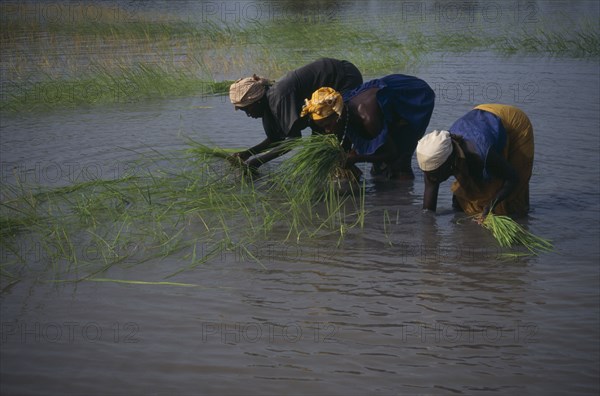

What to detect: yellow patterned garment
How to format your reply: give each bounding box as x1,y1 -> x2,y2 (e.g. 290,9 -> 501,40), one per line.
451,104 -> 534,216
300,87 -> 344,120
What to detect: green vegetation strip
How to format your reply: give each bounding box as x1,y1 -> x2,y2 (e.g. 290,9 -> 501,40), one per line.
0,135 -> 366,287
1,5 -> 598,111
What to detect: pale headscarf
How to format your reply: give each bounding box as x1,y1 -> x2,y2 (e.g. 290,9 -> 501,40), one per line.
300,87 -> 344,120
229,74 -> 272,108
416,130 -> 453,171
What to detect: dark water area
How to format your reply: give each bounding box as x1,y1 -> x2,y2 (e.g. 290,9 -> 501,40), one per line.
1,1 -> 599,395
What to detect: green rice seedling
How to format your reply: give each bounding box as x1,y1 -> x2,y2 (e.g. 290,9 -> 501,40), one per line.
1,136 -> 369,282
358,178 -> 367,228
306,179 -> 348,237
3,6 -> 598,113
83,278 -> 201,287
1,62 -> 233,112
265,134 -> 372,243
185,139 -> 246,163
0,149 -> 238,279
343,175 -> 367,229
273,134 -> 349,201
0,207 -> 40,238
481,212 -> 554,255
269,134 -> 357,239
383,209 -> 394,247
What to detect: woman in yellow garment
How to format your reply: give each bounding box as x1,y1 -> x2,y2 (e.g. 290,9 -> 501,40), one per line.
416,104 -> 534,217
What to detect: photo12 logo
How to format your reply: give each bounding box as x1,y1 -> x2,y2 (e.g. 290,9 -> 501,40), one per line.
198,1 -> 341,24
3,79 -> 142,108
432,81 -> 541,105
400,1 -> 539,24
0,159 -> 141,185
0,2 -> 141,24
1,321 -> 141,344
399,321 -> 539,344
200,321 -> 338,344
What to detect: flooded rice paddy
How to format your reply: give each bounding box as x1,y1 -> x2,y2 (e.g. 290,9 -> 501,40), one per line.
1,1 -> 599,395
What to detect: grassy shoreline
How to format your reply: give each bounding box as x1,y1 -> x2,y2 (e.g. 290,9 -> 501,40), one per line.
1,4 -> 598,112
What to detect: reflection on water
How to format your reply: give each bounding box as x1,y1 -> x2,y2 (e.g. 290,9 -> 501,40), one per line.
1,1 -> 599,395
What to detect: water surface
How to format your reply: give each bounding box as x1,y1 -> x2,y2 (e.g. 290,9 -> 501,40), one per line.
1,2 -> 599,395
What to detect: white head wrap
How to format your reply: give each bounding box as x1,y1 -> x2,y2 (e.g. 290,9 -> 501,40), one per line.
229,74 -> 272,108
416,130 -> 453,171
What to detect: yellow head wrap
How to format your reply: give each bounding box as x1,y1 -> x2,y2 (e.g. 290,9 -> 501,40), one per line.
300,87 -> 343,120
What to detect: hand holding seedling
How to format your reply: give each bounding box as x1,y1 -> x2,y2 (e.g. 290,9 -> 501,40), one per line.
473,203 -> 492,224
473,214 -> 486,225
245,158 -> 262,176
343,150 -> 358,168
227,151 -> 251,166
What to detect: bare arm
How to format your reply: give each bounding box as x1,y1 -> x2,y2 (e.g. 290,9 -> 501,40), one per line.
345,123 -> 397,166
247,142 -> 292,169
234,137 -> 275,159
246,118 -> 304,169
349,88 -> 384,139
422,176 -> 441,212
347,148 -> 393,165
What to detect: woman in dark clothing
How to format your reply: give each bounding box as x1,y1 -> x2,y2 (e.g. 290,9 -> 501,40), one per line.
228,58 -> 363,171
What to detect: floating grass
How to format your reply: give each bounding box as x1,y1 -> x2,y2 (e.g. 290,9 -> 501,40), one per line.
481,212 -> 554,255
84,278 -> 201,287
185,139 -> 244,160
0,137 -> 370,285
48,277 -> 211,288
383,209 -> 394,247
1,64 -> 234,112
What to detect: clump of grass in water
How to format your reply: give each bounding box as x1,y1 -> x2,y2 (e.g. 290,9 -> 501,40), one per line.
185,139 -> 245,160
269,134 -> 366,241
3,7 -> 598,112
0,137 -> 369,285
1,149 -> 251,279
273,134 -> 350,200
481,211 -> 554,255
1,63 -> 233,112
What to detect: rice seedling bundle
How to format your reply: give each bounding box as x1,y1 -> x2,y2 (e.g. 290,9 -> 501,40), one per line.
482,212 -> 554,255
273,134 -> 351,201
266,134 -> 367,239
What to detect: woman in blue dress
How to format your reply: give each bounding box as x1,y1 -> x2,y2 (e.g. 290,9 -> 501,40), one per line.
416,104 -> 534,217
300,74 -> 435,179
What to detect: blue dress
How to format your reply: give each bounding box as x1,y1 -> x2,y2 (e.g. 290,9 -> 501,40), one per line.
342,74 -> 435,156
448,109 -> 507,181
